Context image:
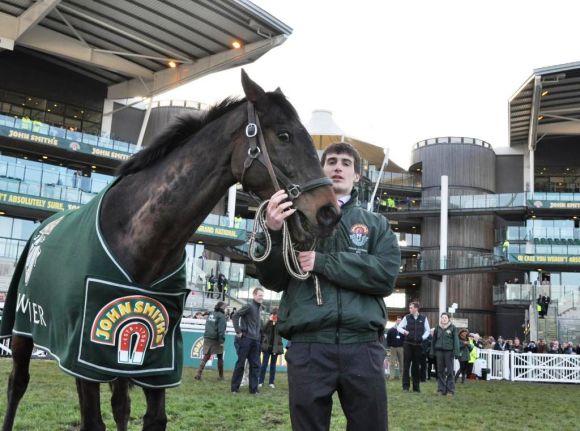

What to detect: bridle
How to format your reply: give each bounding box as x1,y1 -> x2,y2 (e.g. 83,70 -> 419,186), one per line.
242,101 -> 332,306
240,102 -> 332,199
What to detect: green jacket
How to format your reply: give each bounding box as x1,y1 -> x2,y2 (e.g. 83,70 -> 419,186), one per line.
204,310 -> 226,344
256,199 -> 400,343
430,324 -> 460,357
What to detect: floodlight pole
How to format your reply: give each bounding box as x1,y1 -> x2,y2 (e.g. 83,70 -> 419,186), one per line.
439,175 -> 449,316
367,148 -> 390,212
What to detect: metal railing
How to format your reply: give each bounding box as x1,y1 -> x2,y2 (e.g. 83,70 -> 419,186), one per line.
414,136 -> 493,150
478,349 -> 580,383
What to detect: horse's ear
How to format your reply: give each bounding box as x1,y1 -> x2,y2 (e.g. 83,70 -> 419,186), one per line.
274,87 -> 285,96
241,69 -> 266,103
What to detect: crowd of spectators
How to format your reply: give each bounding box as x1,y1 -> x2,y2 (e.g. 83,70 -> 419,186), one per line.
478,335 -> 580,355
192,307 -> 238,321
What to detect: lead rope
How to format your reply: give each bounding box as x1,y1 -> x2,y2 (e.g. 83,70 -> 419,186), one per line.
248,199 -> 323,305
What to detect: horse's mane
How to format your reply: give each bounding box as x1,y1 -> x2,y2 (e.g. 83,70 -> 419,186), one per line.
117,96 -> 245,177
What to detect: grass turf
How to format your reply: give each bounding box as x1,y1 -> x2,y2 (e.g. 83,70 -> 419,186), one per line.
0,358 -> 578,430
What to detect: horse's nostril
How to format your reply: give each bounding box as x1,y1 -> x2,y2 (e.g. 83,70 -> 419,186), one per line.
316,204 -> 341,229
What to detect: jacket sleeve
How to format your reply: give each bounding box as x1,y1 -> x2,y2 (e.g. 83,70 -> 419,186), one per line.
218,314 -> 227,344
255,230 -> 291,293
232,304 -> 250,334
312,217 -> 400,296
453,327 -> 461,357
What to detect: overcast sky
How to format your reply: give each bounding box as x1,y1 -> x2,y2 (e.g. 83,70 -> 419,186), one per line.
162,0 -> 580,168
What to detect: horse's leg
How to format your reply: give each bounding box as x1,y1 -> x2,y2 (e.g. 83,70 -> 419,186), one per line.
110,378 -> 131,431
2,336 -> 33,431
142,387 -> 167,431
76,379 -> 106,431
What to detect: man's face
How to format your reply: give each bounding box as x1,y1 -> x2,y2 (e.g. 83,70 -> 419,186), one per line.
253,290 -> 264,304
409,304 -> 417,314
396,317 -> 402,325
323,152 -> 360,196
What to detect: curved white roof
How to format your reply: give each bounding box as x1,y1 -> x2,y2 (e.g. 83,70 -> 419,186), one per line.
306,110 -> 344,136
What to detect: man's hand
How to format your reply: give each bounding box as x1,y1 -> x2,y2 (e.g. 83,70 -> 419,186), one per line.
266,190 -> 296,231
298,251 -> 316,272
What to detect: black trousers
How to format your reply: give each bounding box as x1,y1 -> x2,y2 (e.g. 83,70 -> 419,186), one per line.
402,343 -> 422,390
231,336 -> 260,393
286,342 -> 387,431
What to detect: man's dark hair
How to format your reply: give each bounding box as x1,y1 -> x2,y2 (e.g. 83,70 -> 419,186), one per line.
440,312 -> 450,318
215,301 -> 226,311
321,142 -> 361,174
409,301 -> 420,309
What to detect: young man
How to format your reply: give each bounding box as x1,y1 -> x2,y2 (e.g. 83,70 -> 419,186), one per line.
230,287 -> 264,394
256,142 -> 400,431
397,301 -> 430,393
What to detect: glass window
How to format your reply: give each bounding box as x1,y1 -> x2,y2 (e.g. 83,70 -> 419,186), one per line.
12,219 -> 36,240
0,217 -> 12,238
47,101 -> 65,116
65,117 -> 81,132
4,91 -> 26,106
45,112 -> 64,128
84,109 -> 102,123
23,164 -> 42,183
83,121 -> 101,135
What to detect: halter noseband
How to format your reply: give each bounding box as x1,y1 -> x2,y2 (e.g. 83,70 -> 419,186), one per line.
240,102 -> 332,199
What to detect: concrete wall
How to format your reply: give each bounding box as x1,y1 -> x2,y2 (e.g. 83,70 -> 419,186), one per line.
496,155 -> 524,193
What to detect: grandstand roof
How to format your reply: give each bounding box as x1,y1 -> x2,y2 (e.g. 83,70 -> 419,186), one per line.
0,0 -> 291,99
509,61 -> 580,149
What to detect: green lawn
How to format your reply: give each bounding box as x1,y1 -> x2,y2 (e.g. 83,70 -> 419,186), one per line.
0,358 -> 577,430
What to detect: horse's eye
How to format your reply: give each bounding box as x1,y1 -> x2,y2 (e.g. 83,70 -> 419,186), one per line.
277,132 -> 291,143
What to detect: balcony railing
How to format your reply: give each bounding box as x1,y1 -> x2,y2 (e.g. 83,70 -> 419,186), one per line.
378,191 -> 580,212
493,284 -> 580,304
395,232 -> 421,248
400,252 -> 502,272
493,284 -> 536,304
414,136 -> 492,150
497,244 -> 580,257
0,114 -> 138,154
505,226 -> 580,242
367,170 -> 421,188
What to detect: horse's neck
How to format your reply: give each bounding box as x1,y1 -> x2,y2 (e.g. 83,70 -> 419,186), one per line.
101,119 -> 240,284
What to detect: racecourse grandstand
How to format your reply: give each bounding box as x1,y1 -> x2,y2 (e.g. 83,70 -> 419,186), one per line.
0,1 -> 578,355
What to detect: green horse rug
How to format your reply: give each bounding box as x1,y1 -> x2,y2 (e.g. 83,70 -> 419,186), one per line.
0,184 -> 189,388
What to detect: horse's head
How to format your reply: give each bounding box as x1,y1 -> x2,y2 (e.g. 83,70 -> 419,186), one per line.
232,71 -> 341,245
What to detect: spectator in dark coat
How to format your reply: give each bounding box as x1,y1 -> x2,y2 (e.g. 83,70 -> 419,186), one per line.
259,308 -> 285,388
386,317 -> 405,379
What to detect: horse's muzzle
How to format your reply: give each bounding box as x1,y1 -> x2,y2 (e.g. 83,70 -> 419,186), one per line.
316,203 -> 341,237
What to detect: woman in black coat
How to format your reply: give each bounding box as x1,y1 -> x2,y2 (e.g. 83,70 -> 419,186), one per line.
259,308 -> 285,388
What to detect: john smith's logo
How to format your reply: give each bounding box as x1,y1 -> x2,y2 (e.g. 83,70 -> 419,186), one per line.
190,336 -> 205,359
350,224 -> 369,247
90,296 -> 170,366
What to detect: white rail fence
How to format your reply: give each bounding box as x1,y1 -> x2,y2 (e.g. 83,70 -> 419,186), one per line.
478,349 -> 580,384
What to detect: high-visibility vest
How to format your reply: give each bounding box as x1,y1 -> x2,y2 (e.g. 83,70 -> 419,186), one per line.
468,339 -> 478,364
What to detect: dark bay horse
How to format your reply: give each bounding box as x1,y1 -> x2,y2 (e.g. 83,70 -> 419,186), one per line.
1,71 -> 341,431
